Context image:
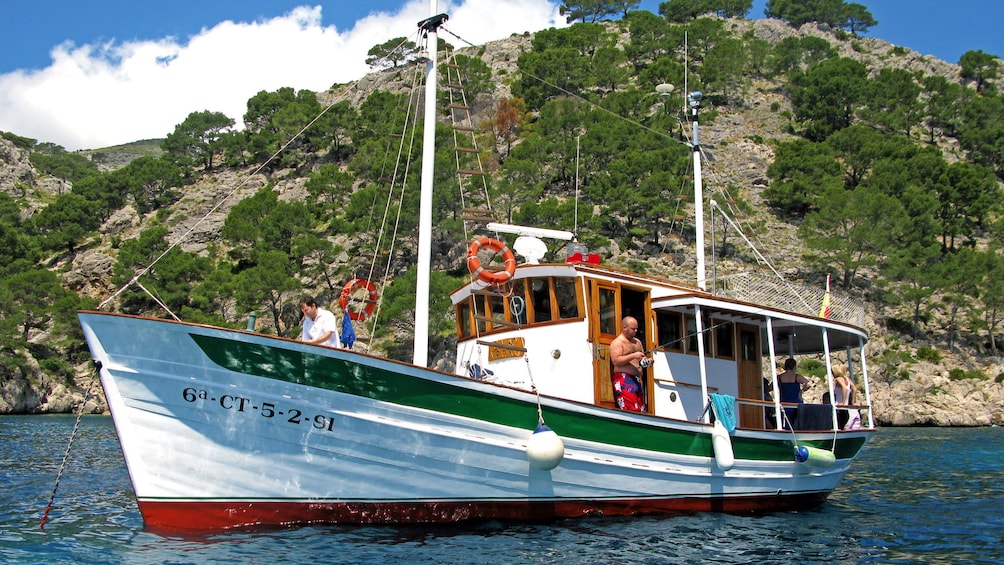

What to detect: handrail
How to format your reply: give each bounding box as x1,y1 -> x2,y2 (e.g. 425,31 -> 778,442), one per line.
654,378 -> 717,392
735,397 -> 868,410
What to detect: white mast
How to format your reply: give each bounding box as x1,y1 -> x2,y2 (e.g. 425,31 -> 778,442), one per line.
413,7 -> 447,367
689,91 -> 706,291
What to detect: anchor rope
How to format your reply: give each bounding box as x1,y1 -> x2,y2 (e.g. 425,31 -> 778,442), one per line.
40,377 -> 97,529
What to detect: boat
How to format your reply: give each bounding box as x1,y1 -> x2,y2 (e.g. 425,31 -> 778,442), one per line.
77,5 -> 876,535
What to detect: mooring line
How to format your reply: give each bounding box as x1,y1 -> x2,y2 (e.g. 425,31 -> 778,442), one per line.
40,378 -> 96,530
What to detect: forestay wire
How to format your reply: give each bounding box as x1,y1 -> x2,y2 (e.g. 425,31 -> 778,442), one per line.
97,90 -> 354,314
58,57 -> 356,527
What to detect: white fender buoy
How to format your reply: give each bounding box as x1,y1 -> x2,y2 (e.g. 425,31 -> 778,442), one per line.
711,419 -> 735,470
526,423 -> 564,471
795,445 -> 836,467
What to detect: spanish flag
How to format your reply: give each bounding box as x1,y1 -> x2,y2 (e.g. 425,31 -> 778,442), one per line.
819,274 -> 831,318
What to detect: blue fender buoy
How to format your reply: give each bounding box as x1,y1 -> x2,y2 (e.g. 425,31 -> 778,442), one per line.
526,423 -> 564,470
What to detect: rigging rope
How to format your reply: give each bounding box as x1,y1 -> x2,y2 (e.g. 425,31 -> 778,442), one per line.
356,51 -> 426,347
710,199 -> 814,312
443,24 -> 797,299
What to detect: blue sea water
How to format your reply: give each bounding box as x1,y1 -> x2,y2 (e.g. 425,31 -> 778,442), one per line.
2,415 -> 1002,564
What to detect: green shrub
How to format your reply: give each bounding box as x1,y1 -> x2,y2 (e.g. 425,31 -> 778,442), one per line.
799,358 -> 826,378
38,357 -> 72,384
916,346 -> 941,362
885,317 -> 913,334
1,131 -> 36,149
626,259 -> 649,274
872,348 -> 913,382
949,368 -> 988,381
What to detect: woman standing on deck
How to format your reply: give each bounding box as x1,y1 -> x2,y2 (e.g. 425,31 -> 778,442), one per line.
778,358 -> 810,429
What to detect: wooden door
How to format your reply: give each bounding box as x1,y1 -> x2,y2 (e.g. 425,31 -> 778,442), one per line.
590,281 -> 620,408
737,324 -> 764,429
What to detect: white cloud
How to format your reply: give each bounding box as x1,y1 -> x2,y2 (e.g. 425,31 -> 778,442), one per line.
0,1 -> 566,151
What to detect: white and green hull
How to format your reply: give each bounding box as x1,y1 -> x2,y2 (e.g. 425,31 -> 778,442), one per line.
79,311 -> 870,534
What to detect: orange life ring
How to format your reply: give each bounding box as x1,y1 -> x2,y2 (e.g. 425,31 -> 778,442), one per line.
466,236 -> 517,285
339,278 -> 378,321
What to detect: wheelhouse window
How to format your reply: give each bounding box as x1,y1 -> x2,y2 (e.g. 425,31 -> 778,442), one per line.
510,280 -> 528,326
475,297 -> 488,333
457,300 -> 472,338
656,311 -> 684,352
685,314 -> 711,355
554,277 -> 581,320
598,286 -> 617,336
714,319 -> 734,359
741,328 -> 757,361
455,276 -> 583,339
489,293 -> 506,326
530,278 -> 552,322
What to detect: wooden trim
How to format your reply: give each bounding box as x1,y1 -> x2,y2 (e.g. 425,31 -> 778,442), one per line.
473,315 -> 521,328
476,339 -> 527,353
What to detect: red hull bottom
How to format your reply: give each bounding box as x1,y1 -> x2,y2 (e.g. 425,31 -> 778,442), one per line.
139,493 -> 830,535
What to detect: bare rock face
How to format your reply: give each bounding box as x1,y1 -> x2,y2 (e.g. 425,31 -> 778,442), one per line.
0,353 -> 107,415
832,369 -> 1004,426
63,252 -> 115,299
0,377 -> 41,414
0,137 -> 75,218
0,138 -> 35,197
100,205 -> 140,236
38,377 -> 107,415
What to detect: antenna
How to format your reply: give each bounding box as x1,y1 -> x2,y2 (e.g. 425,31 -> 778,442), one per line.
684,31 -> 688,115
575,133 -> 581,235
487,223 -> 574,241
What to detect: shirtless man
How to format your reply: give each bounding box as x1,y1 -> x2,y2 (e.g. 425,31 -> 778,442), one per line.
610,316 -> 652,412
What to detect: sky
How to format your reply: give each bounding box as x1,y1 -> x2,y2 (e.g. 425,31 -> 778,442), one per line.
1,0 -> 1001,151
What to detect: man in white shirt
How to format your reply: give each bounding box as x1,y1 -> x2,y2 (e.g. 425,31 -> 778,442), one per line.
299,295 -> 340,347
